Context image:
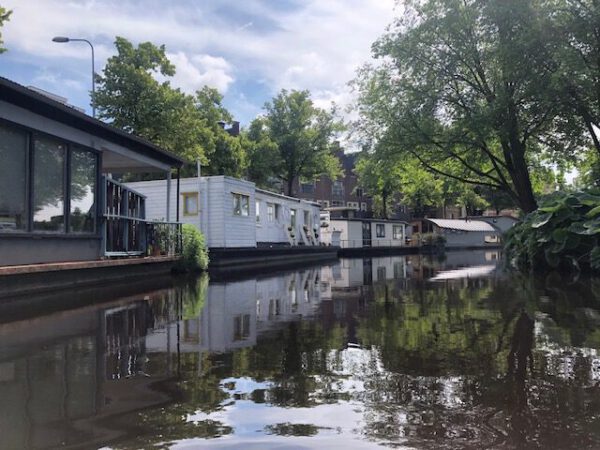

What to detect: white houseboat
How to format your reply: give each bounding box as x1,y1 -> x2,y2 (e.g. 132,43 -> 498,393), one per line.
421,218 -> 502,248
321,216 -> 409,249
126,176 -> 322,249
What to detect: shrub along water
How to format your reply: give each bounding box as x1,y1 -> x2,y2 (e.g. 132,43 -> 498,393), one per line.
505,189 -> 600,273
175,224 -> 209,272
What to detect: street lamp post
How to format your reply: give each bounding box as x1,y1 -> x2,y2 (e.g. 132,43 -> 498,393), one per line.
52,36 -> 96,118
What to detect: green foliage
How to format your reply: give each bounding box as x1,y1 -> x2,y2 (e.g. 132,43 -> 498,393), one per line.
352,0 -> 585,213
0,6 -> 10,54
175,224 -> 209,272
194,87 -> 247,177
505,189 -> 600,272
94,38 -> 248,177
247,89 -> 342,196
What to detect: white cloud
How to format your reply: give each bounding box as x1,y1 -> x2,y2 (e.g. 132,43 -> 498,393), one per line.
1,0 -> 397,129
165,52 -> 235,94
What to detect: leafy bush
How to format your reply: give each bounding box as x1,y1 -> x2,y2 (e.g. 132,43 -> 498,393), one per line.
175,224 -> 209,272
505,189 -> 600,272
418,232 -> 447,246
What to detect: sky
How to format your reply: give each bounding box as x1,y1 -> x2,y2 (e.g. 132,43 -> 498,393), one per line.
0,0 -> 397,137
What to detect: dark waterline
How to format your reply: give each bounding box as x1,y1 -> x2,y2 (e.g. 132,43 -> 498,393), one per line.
2,250 -> 600,449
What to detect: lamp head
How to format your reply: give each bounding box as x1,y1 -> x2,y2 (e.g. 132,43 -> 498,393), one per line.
52,36 -> 70,43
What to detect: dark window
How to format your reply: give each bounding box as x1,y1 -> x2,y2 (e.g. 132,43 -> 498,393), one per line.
301,182 -> 315,194
0,124 -> 28,231
332,180 -> 344,196
355,187 -> 363,197
376,223 -> 385,237
70,147 -> 97,233
33,136 -> 66,232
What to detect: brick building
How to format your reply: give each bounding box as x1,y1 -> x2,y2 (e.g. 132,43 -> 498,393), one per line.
294,150 -> 374,218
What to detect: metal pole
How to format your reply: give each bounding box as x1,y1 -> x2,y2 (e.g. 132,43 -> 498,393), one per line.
166,170 -> 172,222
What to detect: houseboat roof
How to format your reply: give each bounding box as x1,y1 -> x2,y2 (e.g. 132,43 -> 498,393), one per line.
426,218 -> 496,232
255,187 -> 320,207
330,217 -> 410,225
0,76 -> 186,168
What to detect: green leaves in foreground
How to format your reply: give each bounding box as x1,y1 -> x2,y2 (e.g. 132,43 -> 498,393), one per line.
505,189 -> 600,272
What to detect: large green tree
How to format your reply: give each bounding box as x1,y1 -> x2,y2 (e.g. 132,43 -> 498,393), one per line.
353,0 -> 576,213
551,0 -> 600,157
93,37 -> 208,166
0,6 -> 11,53
194,86 -> 247,177
248,90 -> 341,196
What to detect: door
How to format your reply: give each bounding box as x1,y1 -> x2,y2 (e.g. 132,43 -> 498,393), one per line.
362,221 -> 371,247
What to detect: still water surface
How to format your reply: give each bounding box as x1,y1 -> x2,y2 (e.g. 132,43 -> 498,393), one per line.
2,251 -> 600,449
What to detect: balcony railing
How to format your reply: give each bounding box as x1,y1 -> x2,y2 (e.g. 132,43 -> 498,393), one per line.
102,177 -> 181,257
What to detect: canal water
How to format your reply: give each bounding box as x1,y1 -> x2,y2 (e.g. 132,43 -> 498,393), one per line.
2,250 -> 600,449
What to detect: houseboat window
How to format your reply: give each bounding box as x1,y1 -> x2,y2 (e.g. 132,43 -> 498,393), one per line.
70,147 -> 97,233
332,180 -> 344,196
182,192 -> 198,216
233,314 -> 251,341
232,193 -> 249,216
290,208 -> 296,227
303,210 -> 310,226
393,225 -> 403,240
376,223 -> 385,238
256,200 -> 260,222
267,203 -> 274,221
33,136 -> 66,232
0,124 -> 28,232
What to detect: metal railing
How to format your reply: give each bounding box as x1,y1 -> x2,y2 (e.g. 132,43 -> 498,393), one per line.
339,239 -> 406,249
103,177 -> 182,257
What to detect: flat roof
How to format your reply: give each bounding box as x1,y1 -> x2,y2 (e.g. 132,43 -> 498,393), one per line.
426,218 -> 496,232
0,76 -> 185,168
330,217 -> 409,225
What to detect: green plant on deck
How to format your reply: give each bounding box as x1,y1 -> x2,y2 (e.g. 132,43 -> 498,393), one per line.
505,189 -> 600,272
175,224 -> 209,271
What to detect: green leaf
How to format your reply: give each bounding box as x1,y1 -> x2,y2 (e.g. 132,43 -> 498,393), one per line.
586,205 -> 600,218
564,234 -> 581,250
531,212 -> 553,228
552,228 -> 569,243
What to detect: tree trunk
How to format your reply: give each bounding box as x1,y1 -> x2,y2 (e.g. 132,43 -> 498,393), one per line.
286,177 -> 295,197
382,190 -> 388,219
505,144 -> 537,213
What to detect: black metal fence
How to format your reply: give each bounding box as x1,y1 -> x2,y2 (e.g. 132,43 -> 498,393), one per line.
103,177 -> 181,257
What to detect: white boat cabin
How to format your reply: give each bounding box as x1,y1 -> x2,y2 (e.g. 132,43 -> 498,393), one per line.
126,176 -> 322,248
321,217 -> 409,248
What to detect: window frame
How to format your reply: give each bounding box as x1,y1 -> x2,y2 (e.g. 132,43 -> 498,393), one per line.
182,192 -> 199,216
232,192 -> 250,216
393,225 -> 403,240
376,223 -> 385,238
0,118 -> 100,238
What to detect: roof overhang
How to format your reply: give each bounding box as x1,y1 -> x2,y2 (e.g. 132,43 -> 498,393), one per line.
0,77 -> 186,170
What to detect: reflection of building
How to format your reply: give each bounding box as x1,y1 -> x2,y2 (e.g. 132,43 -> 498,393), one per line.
145,268 -> 323,354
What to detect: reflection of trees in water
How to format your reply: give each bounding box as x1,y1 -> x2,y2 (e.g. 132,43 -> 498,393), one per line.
110,273 -> 600,449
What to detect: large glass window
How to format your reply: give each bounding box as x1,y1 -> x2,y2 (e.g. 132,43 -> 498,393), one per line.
33,136 -> 66,232
70,147 -> 97,233
290,208 -> 296,227
0,124 -> 28,232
